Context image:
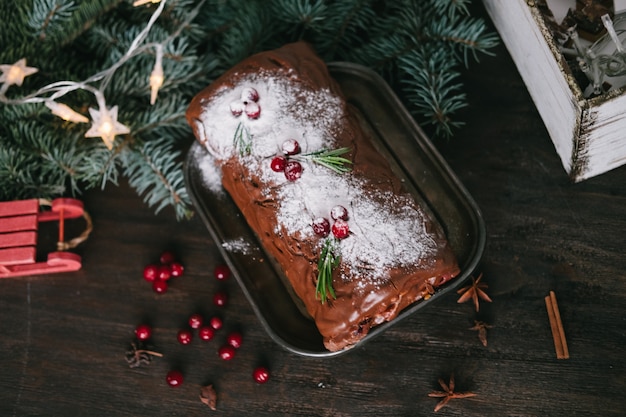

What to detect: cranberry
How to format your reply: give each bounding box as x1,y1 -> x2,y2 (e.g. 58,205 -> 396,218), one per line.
281,139 -> 300,155
330,205 -> 349,221
169,261 -> 184,277
245,102 -> 261,119
166,370 -> 184,387
284,160 -> 303,181
230,101 -> 244,117
332,219 -> 350,239
157,265 -> 172,281
270,156 -> 286,172
199,325 -> 215,341
241,87 -> 259,103
188,313 -> 204,329
209,316 -> 223,330
226,332 -> 243,349
177,329 -> 193,345
253,366 -> 270,384
143,264 -> 159,282
214,264 -> 230,281
135,324 -> 152,341
152,279 -> 168,294
218,345 -> 236,360
159,250 -> 176,265
213,291 -> 228,307
312,217 -> 330,237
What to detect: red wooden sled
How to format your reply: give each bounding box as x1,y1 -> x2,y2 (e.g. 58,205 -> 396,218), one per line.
0,198 -> 90,278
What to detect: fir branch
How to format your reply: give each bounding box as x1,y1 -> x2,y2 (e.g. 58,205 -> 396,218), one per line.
299,147 -> 352,174
316,237 -> 339,304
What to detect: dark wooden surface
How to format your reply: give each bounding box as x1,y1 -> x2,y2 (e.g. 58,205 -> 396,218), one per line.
2,7 -> 626,417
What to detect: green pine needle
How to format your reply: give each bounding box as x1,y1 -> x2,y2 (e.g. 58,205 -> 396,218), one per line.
316,237 -> 340,304
302,147 -> 352,174
233,122 -> 253,156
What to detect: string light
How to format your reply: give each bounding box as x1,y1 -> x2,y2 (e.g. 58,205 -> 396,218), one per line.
150,44 -> 164,105
133,0 -> 162,6
45,101 -> 89,123
0,59 -> 38,91
84,105 -> 130,150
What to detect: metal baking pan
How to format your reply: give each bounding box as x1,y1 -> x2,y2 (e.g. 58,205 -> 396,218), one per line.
184,62 -> 486,357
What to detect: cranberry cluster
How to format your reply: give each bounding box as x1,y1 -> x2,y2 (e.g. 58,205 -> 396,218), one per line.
230,87 -> 261,119
142,250 -> 185,294
131,258 -> 270,394
313,205 -> 350,239
270,139 -> 303,181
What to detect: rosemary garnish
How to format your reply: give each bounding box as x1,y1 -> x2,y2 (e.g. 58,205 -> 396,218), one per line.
316,237 -> 340,304
233,122 -> 252,156
301,147 -> 352,174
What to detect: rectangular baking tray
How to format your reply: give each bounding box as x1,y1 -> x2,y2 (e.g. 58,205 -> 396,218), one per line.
184,62 -> 486,358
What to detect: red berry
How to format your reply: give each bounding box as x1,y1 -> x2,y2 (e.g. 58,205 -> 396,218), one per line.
157,265 -> 172,281
230,101 -> 244,117
159,250 -> 176,265
152,279 -> 168,294
331,219 -> 350,239
166,370 -> 184,387
169,261 -> 184,278
198,325 -> 215,341
281,139 -> 300,155
226,332 -> 243,349
135,324 -> 152,341
330,205 -> 349,221
209,316 -> 223,330
312,217 -> 330,237
245,102 -> 261,119
188,313 -> 203,329
284,160 -> 303,181
253,367 -> 270,384
213,291 -> 228,307
214,264 -> 230,281
270,156 -> 286,172
177,328 -> 193,345
218,345 -> 236,360
143,264 -> 159,282
241,87 -> 259,103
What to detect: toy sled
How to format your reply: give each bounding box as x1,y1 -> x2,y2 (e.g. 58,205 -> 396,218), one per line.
0,198 -> 91,278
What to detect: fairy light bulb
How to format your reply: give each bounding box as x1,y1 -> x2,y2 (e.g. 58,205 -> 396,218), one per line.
45,101 -> 89,123
133,0 -> 161,6
84,105 -> 130,150
0,58 -> 38,88
149,44 -> 164,105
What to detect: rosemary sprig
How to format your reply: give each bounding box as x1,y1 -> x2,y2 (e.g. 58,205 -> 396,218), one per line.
233,122 -> 252,156
301,147 -> 352,174
316,237 -> 340,304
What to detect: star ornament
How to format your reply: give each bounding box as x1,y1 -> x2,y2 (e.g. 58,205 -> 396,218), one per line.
0,58 -> 38,88
84,106 -> 130,150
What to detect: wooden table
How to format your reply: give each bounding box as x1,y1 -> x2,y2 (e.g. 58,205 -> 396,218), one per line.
1,8 -> 625,417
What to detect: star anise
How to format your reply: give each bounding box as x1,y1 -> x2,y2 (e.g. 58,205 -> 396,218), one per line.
457,273 -> 492,312
428,374 -> 477,412
125,342 -> 163,368
200,384 -> 218,410
469,320 -> 493,347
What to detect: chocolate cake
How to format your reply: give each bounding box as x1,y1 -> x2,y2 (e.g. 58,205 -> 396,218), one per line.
186,42 -> 460,351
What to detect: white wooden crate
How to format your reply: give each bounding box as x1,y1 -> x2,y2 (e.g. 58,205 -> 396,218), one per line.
482,0 -> 626,181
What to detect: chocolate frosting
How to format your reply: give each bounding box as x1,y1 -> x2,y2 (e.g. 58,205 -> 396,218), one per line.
187,42 -> 460,351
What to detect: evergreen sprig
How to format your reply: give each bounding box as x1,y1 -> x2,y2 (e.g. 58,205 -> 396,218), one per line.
299,147 -> 352,174
0,0 -> 497,219
316,237 -> 339,304
233,122 -> 252,156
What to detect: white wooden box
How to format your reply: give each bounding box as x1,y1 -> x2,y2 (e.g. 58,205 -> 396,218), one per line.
482,0 -> 626,181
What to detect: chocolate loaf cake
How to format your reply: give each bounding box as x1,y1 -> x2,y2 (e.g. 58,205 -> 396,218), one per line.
186,42 -> 460,351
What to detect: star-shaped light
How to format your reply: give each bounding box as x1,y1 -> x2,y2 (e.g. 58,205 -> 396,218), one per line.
45,101 -> 89,123
0,58 -> 38,88
133,0 -> 161,6
84,105 -> 130,150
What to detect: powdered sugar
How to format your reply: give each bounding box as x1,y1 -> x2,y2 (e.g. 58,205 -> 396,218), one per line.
196,70 -> 439,287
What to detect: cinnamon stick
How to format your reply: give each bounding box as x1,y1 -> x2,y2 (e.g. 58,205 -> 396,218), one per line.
545,291 -> 569,359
